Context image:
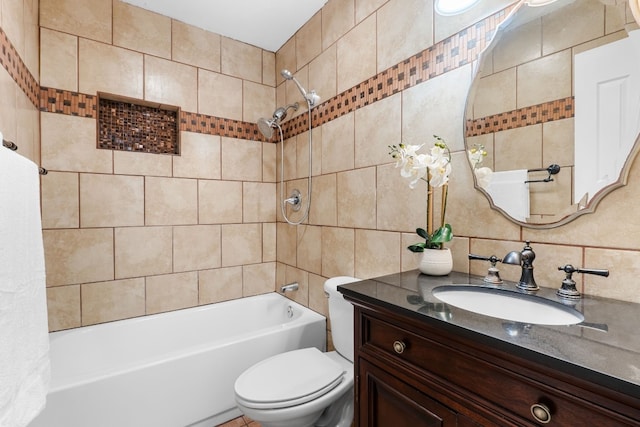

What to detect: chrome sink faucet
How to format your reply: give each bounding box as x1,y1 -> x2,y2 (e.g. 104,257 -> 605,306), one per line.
503,241 -> 538,292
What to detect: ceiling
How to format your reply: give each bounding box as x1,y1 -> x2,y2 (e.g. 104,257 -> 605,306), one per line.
121,0 -> 328,52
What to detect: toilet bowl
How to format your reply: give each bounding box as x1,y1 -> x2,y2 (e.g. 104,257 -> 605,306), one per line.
233,276 -> 360,427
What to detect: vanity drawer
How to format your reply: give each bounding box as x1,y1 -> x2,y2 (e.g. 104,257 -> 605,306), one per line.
360,313 -> 638,426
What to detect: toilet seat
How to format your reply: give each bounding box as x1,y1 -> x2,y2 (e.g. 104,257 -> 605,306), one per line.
234,348 -> 346,410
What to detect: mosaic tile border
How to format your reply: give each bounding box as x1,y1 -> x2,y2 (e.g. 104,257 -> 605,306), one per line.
10,4 -> 519,145
465,96 -> 575,137
0,28 -> 39,105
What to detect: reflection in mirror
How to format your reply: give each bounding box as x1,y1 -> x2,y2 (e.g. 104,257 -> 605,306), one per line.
464,0 -> 640,228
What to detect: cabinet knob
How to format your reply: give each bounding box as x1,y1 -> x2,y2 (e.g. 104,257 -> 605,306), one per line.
392,340 -> 406,354
530,403 -> 552,424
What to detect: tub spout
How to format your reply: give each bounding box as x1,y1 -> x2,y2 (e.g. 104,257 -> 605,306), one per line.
280,282 -> 299,293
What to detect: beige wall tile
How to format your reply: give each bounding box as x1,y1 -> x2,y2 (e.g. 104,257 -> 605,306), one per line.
494,125 -> 542,171
197,70 -> 243,120
41,172 -> 79,229
321,112 -> 354,174
296,11 -> 322,69
199,266 -> 243,304
43,228 -> 114,286
401,232 -> 423,272
16,93 -> 40,164
146,272 -> 198,314
355,93 -> 401,168
221,224 -> 263,266
309,173 -> 337,226
40,0 -> 111,43
263,51 -> 276,86
40,28 -> 77,91
243,81 -> 275,123
243,262 -> 276,296
173,225 -> 221,272
263,222 -> 277,262
355,0 -> 387,23
3,0 -> 25,62
376,163 -> 426,232
23,0 -> 40,78
492,18 -> 541,74
113,151 -> 172,177
144,55 -> 198,112
275,36 -> 296,85
542,118 -> 574,169
172,21 -> 221,72
542,0 -> 605,56
145,177 -> 198,225
517,49 -> 572,108
78,38 -> 144,98
243,182 -> 276,222
585,248 -> 640,303
113,1 -> 171,59
221,138 -> 263,181
263,142 -> 277,182
41,113 -> 113,173
282,137 -> 297,181
221,37 -> 263,82
322,0 -> 355,50
80,173 -> 144,227
337,167 -> 377,228
297,128 -> 322,178
114,226 -> 172,279
322,226 -> 355,277
82,278 -> 145,325
337,14 -> 376,93
355,229 -> 401,279
276,222 -> 297,265
308,273 -> 329,318
297,225 -> 322,275
198,180 -> 243,224
377,0 -> 433,72
46,285 -> 81,331
173,132 -> 221,179
309,44 -> 337,102
283,265 -> 309,306
0,71 -> 18,145
472,68 -> 517,119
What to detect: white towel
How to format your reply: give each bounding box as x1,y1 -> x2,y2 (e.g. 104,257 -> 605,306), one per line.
0,135 -> 50,427
486,169 -> 530,222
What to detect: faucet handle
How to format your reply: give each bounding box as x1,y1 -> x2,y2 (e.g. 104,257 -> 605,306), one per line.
469,254 -> 503,284
556,264 -> 610,299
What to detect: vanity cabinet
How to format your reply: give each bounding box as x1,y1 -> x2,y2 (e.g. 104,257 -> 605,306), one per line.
348,298 -> 640,426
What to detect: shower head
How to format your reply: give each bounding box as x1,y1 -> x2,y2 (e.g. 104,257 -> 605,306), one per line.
281,69 -> 320,107
256,103 -> 299,139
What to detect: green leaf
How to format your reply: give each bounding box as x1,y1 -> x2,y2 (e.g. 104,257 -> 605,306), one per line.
415,228 -> 429,240
430,224 -> 453,244
407,243 -> 426,253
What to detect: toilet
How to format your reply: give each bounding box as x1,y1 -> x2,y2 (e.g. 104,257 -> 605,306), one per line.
233,276 -> 360,427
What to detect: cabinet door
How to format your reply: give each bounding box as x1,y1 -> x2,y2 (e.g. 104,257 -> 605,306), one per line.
358,358 -> 457,427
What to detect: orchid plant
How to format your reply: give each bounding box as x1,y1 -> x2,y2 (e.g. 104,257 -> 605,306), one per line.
467,143 -> 492,189
389,135 -> 453,251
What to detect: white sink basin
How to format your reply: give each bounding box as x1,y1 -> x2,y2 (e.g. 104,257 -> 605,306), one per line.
432,285 -> 585,325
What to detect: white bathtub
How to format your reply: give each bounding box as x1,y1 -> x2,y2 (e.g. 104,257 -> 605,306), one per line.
29,293 -> 326,427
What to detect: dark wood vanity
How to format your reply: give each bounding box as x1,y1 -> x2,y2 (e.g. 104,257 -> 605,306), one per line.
339,271 -> 640,426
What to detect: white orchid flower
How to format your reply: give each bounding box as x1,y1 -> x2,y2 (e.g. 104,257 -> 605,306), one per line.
474,166 -> 493,189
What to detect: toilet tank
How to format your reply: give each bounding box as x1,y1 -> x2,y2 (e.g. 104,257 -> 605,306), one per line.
324,276 -> 360,362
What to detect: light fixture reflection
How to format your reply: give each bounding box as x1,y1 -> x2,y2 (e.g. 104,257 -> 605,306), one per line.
434,0 -> 480,16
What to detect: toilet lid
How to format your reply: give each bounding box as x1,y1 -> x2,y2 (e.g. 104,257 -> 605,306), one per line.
234,347 -> 345,409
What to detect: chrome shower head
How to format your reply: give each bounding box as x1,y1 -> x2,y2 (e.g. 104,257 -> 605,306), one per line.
256,103 -> 299,139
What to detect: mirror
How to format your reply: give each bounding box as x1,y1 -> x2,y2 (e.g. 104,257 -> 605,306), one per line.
465,0 -> 640,228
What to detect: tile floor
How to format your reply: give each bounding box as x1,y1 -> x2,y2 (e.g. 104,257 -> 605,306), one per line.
216,415 -> 261,427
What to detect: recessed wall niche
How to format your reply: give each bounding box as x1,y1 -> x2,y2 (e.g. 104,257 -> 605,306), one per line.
97,93 -> 180,155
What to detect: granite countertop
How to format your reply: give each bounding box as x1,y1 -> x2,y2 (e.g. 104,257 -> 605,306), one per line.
338,270 -> 640,399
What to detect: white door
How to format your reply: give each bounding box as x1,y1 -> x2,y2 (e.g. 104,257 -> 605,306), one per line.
574,30 -> 640,204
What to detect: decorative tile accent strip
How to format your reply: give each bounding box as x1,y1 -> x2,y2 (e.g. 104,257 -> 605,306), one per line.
40,87 -> 97,118
465,97 -> 575,137
0,28 -> 39,106
98,95 -> 180,154
179,111 -> 268,142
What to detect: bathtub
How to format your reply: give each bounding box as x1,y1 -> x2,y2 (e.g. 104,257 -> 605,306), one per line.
29,293 -> 326,427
